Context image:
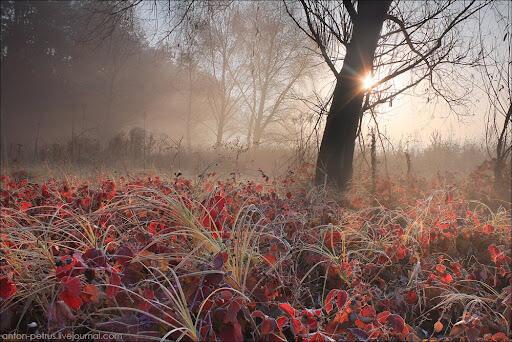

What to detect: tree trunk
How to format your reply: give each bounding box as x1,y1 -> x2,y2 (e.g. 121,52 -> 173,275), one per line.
493,103 -> 511,199
186,62 -> 193,153
370,129 -> 377,194
1,1 -> 30,168
215,118 -> 225,148
246,114 -> 254,148
315,1 -> 391,190
252,120 -> 263,147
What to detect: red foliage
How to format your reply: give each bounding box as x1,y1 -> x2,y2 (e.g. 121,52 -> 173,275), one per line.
59,276 -> 82,310
0,276 -> 17,299
405,290 -> 419,305
278,302 -> 297,317
0,171 -> 510,340
106,269 -> 121,298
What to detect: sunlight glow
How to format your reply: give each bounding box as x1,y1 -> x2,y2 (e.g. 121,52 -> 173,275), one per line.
362,73 -> 375,90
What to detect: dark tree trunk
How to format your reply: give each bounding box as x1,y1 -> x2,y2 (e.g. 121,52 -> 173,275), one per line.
315,1 -> 391,190
1,1 -> 30,166
493,104 -> 511,199
186,61 -> 193,153
370,129 -> 377,194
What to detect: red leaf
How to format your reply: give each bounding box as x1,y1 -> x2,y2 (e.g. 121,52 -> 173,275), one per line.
55,255 -> 84,278
138,288 -> 154,311
303,332 -> 325,342
355,318 -> 372,330
219,322 -> 244,342
251,311 -> 275,335
405,290 -> 418,305
213,251 -> 228,270
263,253 -> 277,266
251,310 -> 266,320
223,300 -> 241,325
115,245 -> 134,266
488,245 -> 500,261
80,197 -> 92,209
147,221 -> 159,235
348,328 -> 369,341
302,308 -> 322,317
20,201 -> 32,212
435,264 -> 446,274
377,311 -> 391,324
450,261 -> 463,277
340,261 -> 352,276
482,224 -> 494,234
395,245 -> 408,260
276,316 -> 288,330
201,195 -> 226,231
0,276 -> 17,299
360,305 -> 376,318
60,276 -> 82,310
261,318 -> 274,335
334,309 -> 350,324
41,184 -> 51,197
336,290 -> 349,310
323,231 -> 343,249
279,302 -> 296,317
440,273 -> 453,284
83,248 -> 107,267
324,289 -> 338,314
291,317 -> 305,334
435,221 -> 450,230
81,284 -> 100,304
387,314 -> 405,333
106,270 -> 121,298
491,332 -> 508,342
487,245 -> 510,265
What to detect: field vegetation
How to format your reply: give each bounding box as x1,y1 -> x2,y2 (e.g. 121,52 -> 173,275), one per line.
1,150 -> 510,341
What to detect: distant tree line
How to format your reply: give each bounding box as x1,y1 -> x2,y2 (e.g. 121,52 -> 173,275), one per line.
0,1 -> 318,167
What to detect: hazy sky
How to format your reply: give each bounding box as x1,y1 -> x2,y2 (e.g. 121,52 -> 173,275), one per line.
137,0 -> 510,148
384,3 -> 509,148
311,1 -> 511,148
1,1 -> 509,154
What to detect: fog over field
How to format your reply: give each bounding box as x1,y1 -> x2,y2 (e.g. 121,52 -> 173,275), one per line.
1,1 -> 509,154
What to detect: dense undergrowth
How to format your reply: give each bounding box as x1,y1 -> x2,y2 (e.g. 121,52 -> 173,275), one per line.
0,163 -> 510,341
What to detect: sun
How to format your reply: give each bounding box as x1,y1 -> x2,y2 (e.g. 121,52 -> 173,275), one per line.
362,73 -> 375,90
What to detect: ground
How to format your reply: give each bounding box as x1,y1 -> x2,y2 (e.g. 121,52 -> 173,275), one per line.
0,164 -> 510,341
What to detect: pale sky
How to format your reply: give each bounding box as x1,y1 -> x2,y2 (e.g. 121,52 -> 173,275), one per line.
308,1 -> 510,148
137,1 -> 511,149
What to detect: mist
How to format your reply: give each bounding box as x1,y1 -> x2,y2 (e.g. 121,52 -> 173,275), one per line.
1,1 -> 509,176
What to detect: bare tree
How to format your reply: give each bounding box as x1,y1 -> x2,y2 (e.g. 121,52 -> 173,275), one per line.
235,3 -> 311,148
172,41 -> 201,153
198,6 -> 245,147
479,2 -> 511,198
285,0 -> 490,190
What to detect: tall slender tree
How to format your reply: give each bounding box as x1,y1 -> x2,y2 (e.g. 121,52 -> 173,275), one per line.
478,2 -> 512,199
236,3 -> 310,148
199,5 -> 245,147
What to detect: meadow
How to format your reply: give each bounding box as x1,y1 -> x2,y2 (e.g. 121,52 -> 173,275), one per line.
2,0 -> 511,340
1,154 -> 510,341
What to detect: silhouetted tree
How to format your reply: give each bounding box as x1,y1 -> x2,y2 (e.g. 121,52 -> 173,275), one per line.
478,3 -> 512,199
285,0 -> 490,190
